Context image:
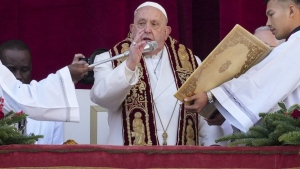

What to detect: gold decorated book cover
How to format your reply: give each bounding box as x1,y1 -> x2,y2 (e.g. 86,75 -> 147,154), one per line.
174,24 -> 271,111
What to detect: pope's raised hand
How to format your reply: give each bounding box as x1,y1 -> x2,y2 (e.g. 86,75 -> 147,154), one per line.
126,29 -> 146,71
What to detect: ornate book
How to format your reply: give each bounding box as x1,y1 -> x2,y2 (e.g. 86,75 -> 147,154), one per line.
174,24 -> 272,118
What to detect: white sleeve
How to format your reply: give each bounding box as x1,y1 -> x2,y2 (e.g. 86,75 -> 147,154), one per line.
90,51 -> 139,111
51,122 -> 64,144
0,62 -> 79,122
211,32 -> 300,132
198,116 -> 225,146
26,118 -> 63,144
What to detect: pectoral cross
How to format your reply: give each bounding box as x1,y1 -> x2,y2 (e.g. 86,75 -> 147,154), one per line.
162,132 -> 168,145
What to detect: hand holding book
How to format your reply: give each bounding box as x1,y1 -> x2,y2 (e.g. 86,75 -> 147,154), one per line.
175,24 -> 272,118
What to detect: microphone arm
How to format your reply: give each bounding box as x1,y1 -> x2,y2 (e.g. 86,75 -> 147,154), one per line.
88,41 -> 158,68
88,51 -> 129,67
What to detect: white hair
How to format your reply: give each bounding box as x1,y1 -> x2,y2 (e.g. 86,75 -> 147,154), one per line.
254,26 -> 271,33
254,26 -> 285,45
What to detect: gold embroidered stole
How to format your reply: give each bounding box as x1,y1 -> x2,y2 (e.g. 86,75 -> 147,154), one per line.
110,36 -> 199,145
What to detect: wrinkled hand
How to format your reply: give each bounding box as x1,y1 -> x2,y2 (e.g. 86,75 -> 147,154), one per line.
126,29 -> 146,71
184,92 -> 208,113
205,111 -> 225,126
68,53 -> 90,83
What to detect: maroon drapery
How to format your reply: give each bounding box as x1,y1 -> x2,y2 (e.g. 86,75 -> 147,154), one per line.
0,0 -> 267,89
1,145 -> 300,168
219,0 -> 267,39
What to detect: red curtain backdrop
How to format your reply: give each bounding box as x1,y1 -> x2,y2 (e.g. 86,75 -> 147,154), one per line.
219,0 -> 267,39
0,0 -> 267,89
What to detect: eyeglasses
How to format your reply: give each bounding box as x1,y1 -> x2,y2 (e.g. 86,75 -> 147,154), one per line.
136,20 -> 161,30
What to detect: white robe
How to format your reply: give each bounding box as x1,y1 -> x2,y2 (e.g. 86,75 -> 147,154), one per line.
91,46 -> 226,146
26,118 -> 64,144
211,30 -> 300,132
0,61 -> 79,122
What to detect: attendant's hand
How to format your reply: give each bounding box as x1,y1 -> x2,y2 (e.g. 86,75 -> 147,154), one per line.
68,53 -> 90,83
184,92 -> 208,113
205,111 -> 225,126
126,29 -> 147,71
72,53 -> 85,64
72,53 -> 94,71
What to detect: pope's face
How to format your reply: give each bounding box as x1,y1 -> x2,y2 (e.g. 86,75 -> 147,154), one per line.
130,6 -> 171,55
266,0 -> 293,40
1,49 -> 32,84
254,29 -> 278,48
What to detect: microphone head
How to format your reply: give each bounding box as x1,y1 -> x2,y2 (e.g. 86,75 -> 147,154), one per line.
143,41 -> 158,53
149,41 -> 158,50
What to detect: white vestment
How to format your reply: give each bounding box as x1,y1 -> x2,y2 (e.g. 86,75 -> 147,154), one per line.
26,118 -> 64,144
0,61 -> 79,122
91,46 -> 226,146
211,31 -> 300,132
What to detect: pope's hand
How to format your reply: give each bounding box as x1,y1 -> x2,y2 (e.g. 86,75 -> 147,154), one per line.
126,29 -> 146,71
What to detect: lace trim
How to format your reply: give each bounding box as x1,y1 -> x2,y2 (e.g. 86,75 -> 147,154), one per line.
57,71 -> 71,122
221,85 -> 258,123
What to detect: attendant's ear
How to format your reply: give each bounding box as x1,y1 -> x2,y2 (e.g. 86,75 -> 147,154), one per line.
289,5 -> 296,17
164,26 -> 172,40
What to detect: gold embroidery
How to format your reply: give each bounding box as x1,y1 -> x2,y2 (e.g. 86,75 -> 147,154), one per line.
121,43 -> 129,53
168,38 -> 195,87
113,35 -> 198,145
176,29 -> 267,101
132,112 -> 147,146
124,61 -> 153,146
144,96 -> 152,146
219,60 -> 232,73
186,119 -> 196,145
168,37 -> 180,69
125,95 -> 147,145
178,44 -> 193,72
164,36 -> 198,145
116,43 -> 129,64
177,71 -> 191,87
188,48 -> 197,69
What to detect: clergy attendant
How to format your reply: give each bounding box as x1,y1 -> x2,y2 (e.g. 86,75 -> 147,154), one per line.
0,42 -> 90,122
184,0 -> 300,132
90,1 -> 225,146
0,40 -> 64,144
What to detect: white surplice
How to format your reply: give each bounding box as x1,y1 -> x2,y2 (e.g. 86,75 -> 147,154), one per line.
26,118 -> 64,144
211,31 -> 300,132
0,61 -> 79,122
91,46 -> 226,146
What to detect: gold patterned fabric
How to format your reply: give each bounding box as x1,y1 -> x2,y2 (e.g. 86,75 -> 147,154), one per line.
110,34 -> 199,145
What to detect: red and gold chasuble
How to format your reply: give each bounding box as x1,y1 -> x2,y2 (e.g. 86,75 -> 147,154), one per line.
110,35 -> 199,145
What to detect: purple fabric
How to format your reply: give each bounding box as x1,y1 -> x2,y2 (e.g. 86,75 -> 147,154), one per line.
220,0 -> 267,39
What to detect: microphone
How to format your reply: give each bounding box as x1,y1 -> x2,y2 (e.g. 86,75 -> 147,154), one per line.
88,41 -> 158,67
